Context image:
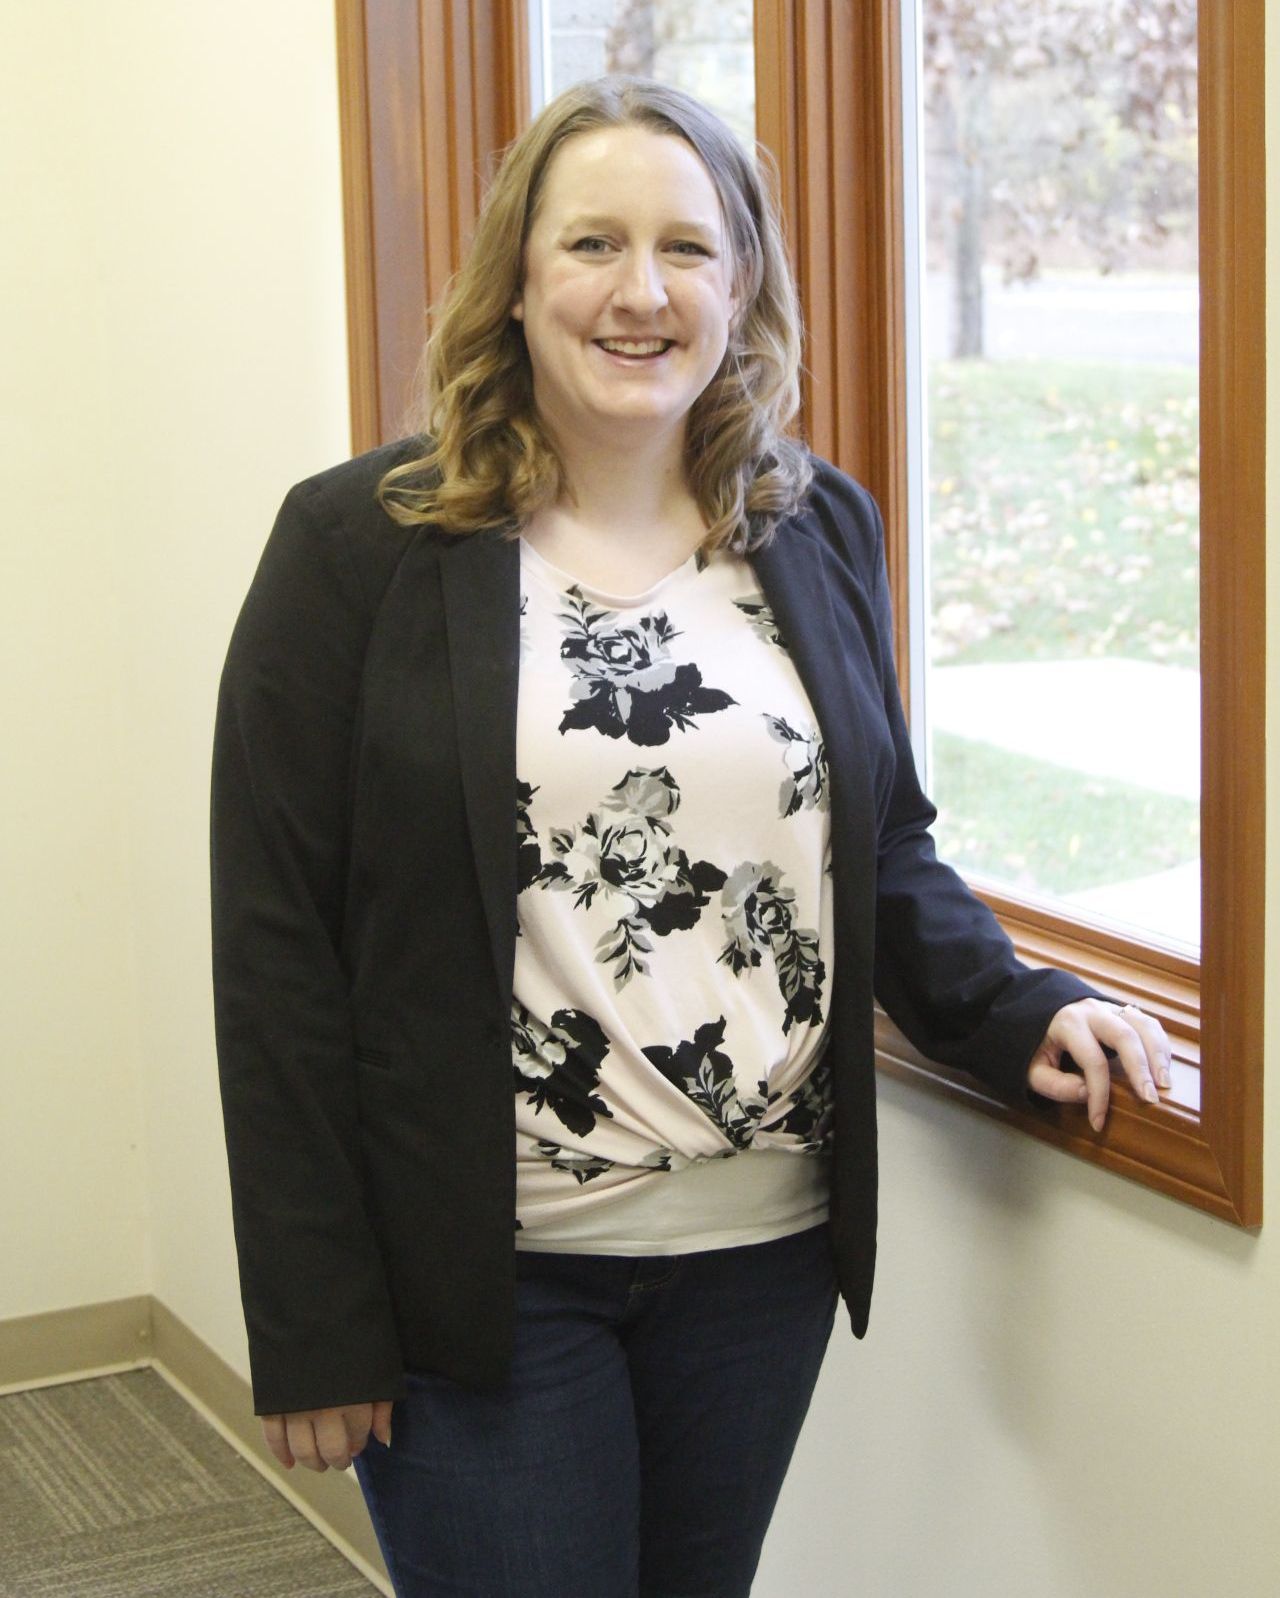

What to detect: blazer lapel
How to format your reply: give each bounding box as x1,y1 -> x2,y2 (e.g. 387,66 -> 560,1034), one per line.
438,528 -> 522,1009
750,524 -> 879,935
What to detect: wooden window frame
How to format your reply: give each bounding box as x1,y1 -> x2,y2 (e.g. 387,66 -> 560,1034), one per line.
335,0 -> 531,446
335,0 -> 1263,1226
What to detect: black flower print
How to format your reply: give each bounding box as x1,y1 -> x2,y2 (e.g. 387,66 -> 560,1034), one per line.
603,769 -> 727,936
763,714 -> 830,816
733,593 -> 787,651
718,861 -> 826,1034
536,768 -> 727,988
769,1055 -> 835,1151
717,861 -> 792,971
530,1140 -> 616,1185
516,778 -> 543,891
511,1001 -> 613,1138
643,1017 -> 769,1149
556,587 -> 736,745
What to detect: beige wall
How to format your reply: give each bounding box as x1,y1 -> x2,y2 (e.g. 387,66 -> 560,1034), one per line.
3,4 -> 149,1319
1,0 -> 349,1355
3,3 -> 1275,1594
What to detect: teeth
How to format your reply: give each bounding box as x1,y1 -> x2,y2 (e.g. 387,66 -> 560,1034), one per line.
598,339 -> 670,354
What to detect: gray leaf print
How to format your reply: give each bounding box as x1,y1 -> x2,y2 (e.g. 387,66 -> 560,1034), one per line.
642,1016 -> 769,1150
718,861 -> 825,1033
533,768 -> 726,989
531,1140 -> 616,1185
733,593 -> 788,651
511,1001 -> 614,1138
763,714 -> 830,815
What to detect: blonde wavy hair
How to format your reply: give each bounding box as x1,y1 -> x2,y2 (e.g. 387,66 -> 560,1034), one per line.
377,74 -> 812,554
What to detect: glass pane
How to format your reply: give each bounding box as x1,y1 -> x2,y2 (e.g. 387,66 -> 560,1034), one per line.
531,1 -> 755,148
915,0 -> 1200,950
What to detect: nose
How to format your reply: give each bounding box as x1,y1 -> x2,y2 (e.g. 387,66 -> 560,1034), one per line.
611,250 -> 669,316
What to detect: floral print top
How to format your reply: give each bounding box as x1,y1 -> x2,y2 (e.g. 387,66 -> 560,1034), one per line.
512,535 -> 835,1238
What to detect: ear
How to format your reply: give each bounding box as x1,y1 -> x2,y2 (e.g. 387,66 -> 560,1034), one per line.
511,294 -> 524,323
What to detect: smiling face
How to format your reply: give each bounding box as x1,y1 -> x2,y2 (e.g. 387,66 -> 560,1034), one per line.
510,124 -> 739,456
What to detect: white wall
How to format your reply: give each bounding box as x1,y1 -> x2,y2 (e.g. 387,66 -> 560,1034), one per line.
2,4 -> 149,1316
87,0 -> 352,1377
1,0 -> 349,1363
3,3 -> 1276,1594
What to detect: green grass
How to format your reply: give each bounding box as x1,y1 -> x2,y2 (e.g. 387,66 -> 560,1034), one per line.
929,731 -> 1200,897
928,358 -> 1199,668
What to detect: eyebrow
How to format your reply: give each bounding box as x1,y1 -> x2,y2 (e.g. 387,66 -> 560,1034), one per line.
559,213 -> 720,238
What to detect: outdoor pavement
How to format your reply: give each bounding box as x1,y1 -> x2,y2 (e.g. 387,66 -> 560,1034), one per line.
925,270 -> 1198,366
928,657 -> 1200,947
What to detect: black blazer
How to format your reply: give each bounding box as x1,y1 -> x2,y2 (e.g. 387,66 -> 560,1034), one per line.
211,439 -> 1096,1417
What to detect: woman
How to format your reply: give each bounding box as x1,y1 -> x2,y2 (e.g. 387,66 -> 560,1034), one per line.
211,75 -> 1171,1597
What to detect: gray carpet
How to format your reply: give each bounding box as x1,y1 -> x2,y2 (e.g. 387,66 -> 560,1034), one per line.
0,1368 -> 379,1596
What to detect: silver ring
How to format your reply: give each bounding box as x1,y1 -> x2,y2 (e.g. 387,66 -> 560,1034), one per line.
1117,1003 -> 1144,1020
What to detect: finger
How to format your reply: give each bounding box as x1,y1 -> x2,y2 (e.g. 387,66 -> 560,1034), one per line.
313,1410 -> 355,1471
1099,1009 -> 1163,1106
1123,1008 -> 1173,1089
261,1415 -> 294,1470
286,1416 -> 328,1473
1055,1027 -> 1112,1132
341,1404 -> 373,1461
371,1399 -> 394,1448
1025,1054 -> 1089,1104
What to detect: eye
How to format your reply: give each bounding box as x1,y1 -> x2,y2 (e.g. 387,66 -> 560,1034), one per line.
571,236 -> 613,253
670,240 -> 712,256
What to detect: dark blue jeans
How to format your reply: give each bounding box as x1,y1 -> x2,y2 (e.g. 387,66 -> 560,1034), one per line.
353,1221 -> 839,1597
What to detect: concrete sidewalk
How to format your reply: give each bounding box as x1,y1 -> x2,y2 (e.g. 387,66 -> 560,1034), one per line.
929,658 -> 1199,802
925,268 -> 1198,366
928,657 -> 1200,947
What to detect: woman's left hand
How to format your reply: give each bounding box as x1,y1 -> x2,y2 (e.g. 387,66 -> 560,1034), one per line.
1026,998 -> 1173,1133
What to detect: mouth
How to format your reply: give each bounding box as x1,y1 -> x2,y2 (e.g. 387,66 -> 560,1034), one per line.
592,338 -> 676,364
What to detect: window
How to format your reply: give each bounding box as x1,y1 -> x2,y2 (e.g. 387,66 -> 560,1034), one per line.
335,0 -> 1263,1225
530,1 -> 755,150
757,0 -> 1260,1225
909,1 -> 1201,954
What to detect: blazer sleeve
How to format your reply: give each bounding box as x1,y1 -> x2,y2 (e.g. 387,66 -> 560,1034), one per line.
210,482 -> 406,1417
851,485 -> 1104,1102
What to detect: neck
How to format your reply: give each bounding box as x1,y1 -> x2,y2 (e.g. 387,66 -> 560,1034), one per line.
520,433 -> 709,585
540,417 -> 701,543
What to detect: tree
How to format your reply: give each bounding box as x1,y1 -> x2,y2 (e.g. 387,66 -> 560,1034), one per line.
606,0 -> 657,75
923,0 -> 1198,358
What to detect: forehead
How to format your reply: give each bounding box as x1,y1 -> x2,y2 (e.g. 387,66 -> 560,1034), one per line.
534,125 -> 725,232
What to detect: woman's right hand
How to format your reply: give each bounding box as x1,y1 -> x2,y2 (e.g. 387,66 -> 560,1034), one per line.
261,1399 -> 394,1471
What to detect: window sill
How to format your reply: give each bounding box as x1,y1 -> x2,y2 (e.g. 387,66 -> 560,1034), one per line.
874,1003 -> 1252,1225
871,866 -> 1264,1226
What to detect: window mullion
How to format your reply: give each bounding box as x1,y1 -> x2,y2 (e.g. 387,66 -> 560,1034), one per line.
897,0 -> 930,770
